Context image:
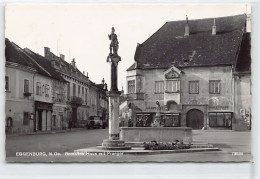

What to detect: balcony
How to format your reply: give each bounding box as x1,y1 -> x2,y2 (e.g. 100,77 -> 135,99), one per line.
127,93 -> 144,100
70,96 -> 83,106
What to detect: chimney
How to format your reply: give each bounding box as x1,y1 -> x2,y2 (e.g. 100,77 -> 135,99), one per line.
44,47 -> 50,57
71,58 -> 76,68
121,85 -> 124,95
246,14 -> 251,32
83,71 -> 85,75
86,72 -> 89,80
102,78 -> 105,84
184,15 -> 190,37
212,18 -> 217,35
60,54 -> 65,60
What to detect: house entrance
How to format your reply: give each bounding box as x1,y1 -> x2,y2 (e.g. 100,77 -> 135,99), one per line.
186,109 -> 204,129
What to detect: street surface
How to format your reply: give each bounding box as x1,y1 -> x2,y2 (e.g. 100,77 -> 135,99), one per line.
5,129 -> 252,162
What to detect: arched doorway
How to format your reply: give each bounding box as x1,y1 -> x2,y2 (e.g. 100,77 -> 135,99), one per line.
186,109 -> 204,129
167,101 -> 178,111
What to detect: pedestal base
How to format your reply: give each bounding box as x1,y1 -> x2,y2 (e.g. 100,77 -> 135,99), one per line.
101,139 -> 131,150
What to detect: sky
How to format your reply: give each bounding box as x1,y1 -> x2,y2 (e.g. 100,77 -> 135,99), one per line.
5,4 -> 250,90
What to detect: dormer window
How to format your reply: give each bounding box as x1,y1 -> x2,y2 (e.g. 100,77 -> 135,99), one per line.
164,65 -> 181,93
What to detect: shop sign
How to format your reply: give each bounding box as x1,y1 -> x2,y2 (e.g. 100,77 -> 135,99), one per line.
209,105 -> 229,110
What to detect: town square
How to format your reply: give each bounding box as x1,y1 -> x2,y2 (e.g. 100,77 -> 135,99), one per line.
3,3 -> 253,165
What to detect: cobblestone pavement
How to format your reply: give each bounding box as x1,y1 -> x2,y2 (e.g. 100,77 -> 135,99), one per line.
5,129 -> 252,162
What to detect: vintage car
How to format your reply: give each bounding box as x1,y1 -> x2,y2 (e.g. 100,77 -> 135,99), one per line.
87,116 -> 106,129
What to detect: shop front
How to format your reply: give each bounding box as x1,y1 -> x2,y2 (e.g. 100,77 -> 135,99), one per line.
208,105 -> 232,129
52,104 -> 67,130
35,101 -> 53,132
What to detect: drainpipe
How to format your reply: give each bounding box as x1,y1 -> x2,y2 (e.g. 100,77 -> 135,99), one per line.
33,72 -> 36,132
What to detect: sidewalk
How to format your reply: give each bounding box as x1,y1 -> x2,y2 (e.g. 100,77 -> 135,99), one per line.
6,128 -> 87,137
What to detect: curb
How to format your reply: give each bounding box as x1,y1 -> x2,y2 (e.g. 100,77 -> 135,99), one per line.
6,128 -> 88,137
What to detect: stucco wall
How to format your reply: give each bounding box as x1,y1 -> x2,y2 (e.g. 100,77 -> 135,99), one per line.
5,67 -> 34,134
34,74 -> 53,103
181,66 -> 234,112
233,75 -> 251,130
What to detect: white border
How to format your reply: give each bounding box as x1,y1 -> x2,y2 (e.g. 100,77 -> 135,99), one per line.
0,1 -> 259,179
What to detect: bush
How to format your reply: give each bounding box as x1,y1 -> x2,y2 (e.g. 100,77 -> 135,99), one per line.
143,140 -> 191,150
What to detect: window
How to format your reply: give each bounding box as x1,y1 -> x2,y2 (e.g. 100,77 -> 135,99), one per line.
53,115 -> 56,127
82,87 -> 84,97
209,113 -> 232,127
24,79 -> 29,93
5,76 -> 9,91
78,85 -> 80,97
128,80 -> 135,94
67,83 -> 70,100
155,81 -> 164,94
36,82 -> 41,95
162,114 -> 180,127
85,88 -> 88,104
166,80 -> 179,92
23,112 -> 29,125
73,83 -> 76,96
45,84 -> 49,97
209,80 -> 221,94
189,81 -> 199,94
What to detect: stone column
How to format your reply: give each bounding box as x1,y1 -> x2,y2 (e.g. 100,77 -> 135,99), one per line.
101,55 -> 130,150
108,91 -> 121,140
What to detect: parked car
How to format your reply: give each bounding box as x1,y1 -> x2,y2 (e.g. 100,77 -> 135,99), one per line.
87,116 -> 106,129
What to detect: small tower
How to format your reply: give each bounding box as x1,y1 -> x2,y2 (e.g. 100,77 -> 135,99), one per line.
212,18 -> 217,35
71,58 -> 76,68
184,15 -> 190,37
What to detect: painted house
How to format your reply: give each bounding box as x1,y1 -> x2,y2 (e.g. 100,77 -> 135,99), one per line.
5,39 -> 36,133
24,49 -> 68,131
125,14 -> 251,130
5,39 -> 68,134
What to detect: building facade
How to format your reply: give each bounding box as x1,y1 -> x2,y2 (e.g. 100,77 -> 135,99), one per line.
124,14 -> 251,130
43,47 -> 108,128
5,39 -> 69,134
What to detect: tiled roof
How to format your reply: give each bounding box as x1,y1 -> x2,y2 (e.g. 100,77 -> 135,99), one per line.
235,33 -> 251,73
5,39 -> 35,68
24,48 -> 67,82
5,38 -> 66,82
132,14 -> 247,70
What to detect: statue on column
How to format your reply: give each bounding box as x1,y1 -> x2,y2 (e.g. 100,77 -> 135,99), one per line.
107,27 -> 121,92
108,27 -> 119,56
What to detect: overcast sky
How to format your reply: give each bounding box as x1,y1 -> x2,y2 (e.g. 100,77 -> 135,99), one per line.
5,4 -> 250,90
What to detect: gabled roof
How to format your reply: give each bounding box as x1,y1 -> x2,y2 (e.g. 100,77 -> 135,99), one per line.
5,38 -> 66,82
24,48 -> 67,82
235,32 -> 251,74
5,38 -> 35,68
132,14 -> 247,70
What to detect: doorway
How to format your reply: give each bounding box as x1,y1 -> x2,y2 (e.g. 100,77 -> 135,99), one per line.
186,109 -> 204,129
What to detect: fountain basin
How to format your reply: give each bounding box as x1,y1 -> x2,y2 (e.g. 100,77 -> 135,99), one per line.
120,127 -> 192,143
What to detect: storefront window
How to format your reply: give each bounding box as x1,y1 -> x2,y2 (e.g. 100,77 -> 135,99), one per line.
209,112 -> 231,127
162,114 -> 180,127
136,114 -> 152,127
